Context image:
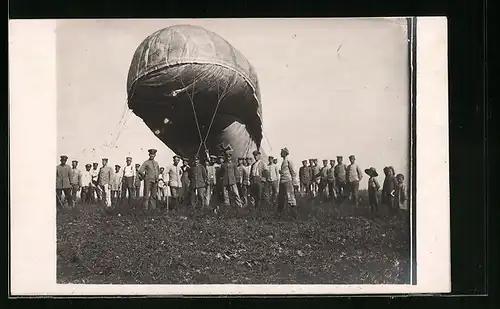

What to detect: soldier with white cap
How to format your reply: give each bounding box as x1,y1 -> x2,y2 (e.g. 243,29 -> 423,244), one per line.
97,158 -> 113,207
121,156 -> 136,205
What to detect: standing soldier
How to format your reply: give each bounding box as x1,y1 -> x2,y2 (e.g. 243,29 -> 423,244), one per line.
56,155 -> 72,208
180,158 -> 191,205
121,157 -> 136,205
204,157 -> 216,207
266,155 -> 280,206
299,160 -> 312,197
111,164 -> 122,206
214,155 -> 224,203
134,163 -> 142,200
319,159 -> 329,202
167,155 -> 183,210
277,147 -> 297,217
235,157 -> 245,201
220,149 -> 243,208
327,159 -> 337,202
98,158 -> 113,208
189,155 -> 208,209
138,149 -> 160,212
81,163 -> 93,204
157,167 -> 167,207
241,157 -> 251,206
69,160 -> 82,207
311,159 -> 321,198
334,156 -> 347,202
249,150 -> 266,209
90,162 -> 100,203
346,154 -> 363,206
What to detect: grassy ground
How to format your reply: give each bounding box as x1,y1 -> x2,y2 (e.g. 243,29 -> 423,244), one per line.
57,194 -> 410,284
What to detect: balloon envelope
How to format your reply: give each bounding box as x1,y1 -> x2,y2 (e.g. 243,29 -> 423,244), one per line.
127,25 -> 265,161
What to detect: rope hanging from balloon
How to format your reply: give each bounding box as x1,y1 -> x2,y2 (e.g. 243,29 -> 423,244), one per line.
196,75 -> 233,156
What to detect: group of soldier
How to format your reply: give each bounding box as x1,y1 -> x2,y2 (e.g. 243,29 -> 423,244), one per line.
56,146 -> 407,215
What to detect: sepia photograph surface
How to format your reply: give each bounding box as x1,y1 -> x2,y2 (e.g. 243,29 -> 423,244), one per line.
9,17 -> 450,295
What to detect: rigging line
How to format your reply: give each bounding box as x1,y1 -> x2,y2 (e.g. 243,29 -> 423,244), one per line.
199,73 -> 235,154
181,77 -> 204,156
263,130 -> 273,152
243,137 -> 252,157
111,109 -> 132,147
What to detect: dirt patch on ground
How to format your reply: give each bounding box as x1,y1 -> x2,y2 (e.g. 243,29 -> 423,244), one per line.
57,197 -> 410,284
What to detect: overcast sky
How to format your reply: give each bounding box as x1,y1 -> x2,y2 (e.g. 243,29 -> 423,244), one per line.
56,18 -> 410,188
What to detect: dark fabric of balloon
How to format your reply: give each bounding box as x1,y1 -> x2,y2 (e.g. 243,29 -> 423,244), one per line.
127,25 -> 264,161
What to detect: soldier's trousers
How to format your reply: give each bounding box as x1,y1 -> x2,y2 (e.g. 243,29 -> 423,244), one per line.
204,184 -> 213,207
121,176 -> 135,204
223,184 -> 242,207
327,180 -> 336,200
348,180 -> 360,205
99,185 -> 111,207
71,184 -> 79,205
56,188 -> 72,208
336,181 -> 347,200
191,187 -> 207,208
277,181 -> 296,212
250,178 -> 264,208
143,180 -> 158,211
135,184 -> 141,198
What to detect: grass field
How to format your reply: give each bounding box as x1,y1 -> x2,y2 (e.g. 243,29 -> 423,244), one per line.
57,194 -> 410,284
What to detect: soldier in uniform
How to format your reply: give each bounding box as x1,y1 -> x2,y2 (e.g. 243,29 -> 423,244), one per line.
327,159 -> 337,201
166,155 -> 183,210
299,160 -> 312,197
138,149 -> 160,211
249,150 -> 266,209
220,149 -> 243,208
97,158 -> 113,207
69,160 -> 82,207
111,164 -> 122,207
121,157 -> 136,205
189,155 -> 208,209
334,156 -> 347,202
134,163 -> 142,200
90,162 -> 100,203
56,155 -> 72,208
81,164 -> 93,203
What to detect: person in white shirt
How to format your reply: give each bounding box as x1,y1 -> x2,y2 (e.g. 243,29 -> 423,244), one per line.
265,156 -> 281,206
166,155 -> 183,209
121,157 -> 136,205
111,164 -> 123,207
81,164 -> 93,204
90,162 -> 100,203
158,167 -> 170,209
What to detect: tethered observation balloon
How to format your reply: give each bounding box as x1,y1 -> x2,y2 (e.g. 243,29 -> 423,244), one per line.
127,25 -> 265,161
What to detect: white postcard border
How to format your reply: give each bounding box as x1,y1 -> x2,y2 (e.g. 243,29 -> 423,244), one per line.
9,17 -> 450,295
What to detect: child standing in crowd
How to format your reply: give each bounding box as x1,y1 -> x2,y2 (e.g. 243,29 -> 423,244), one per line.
365,167 -> 381,213
381,166 -> 397,214
395,173 -> 407,211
